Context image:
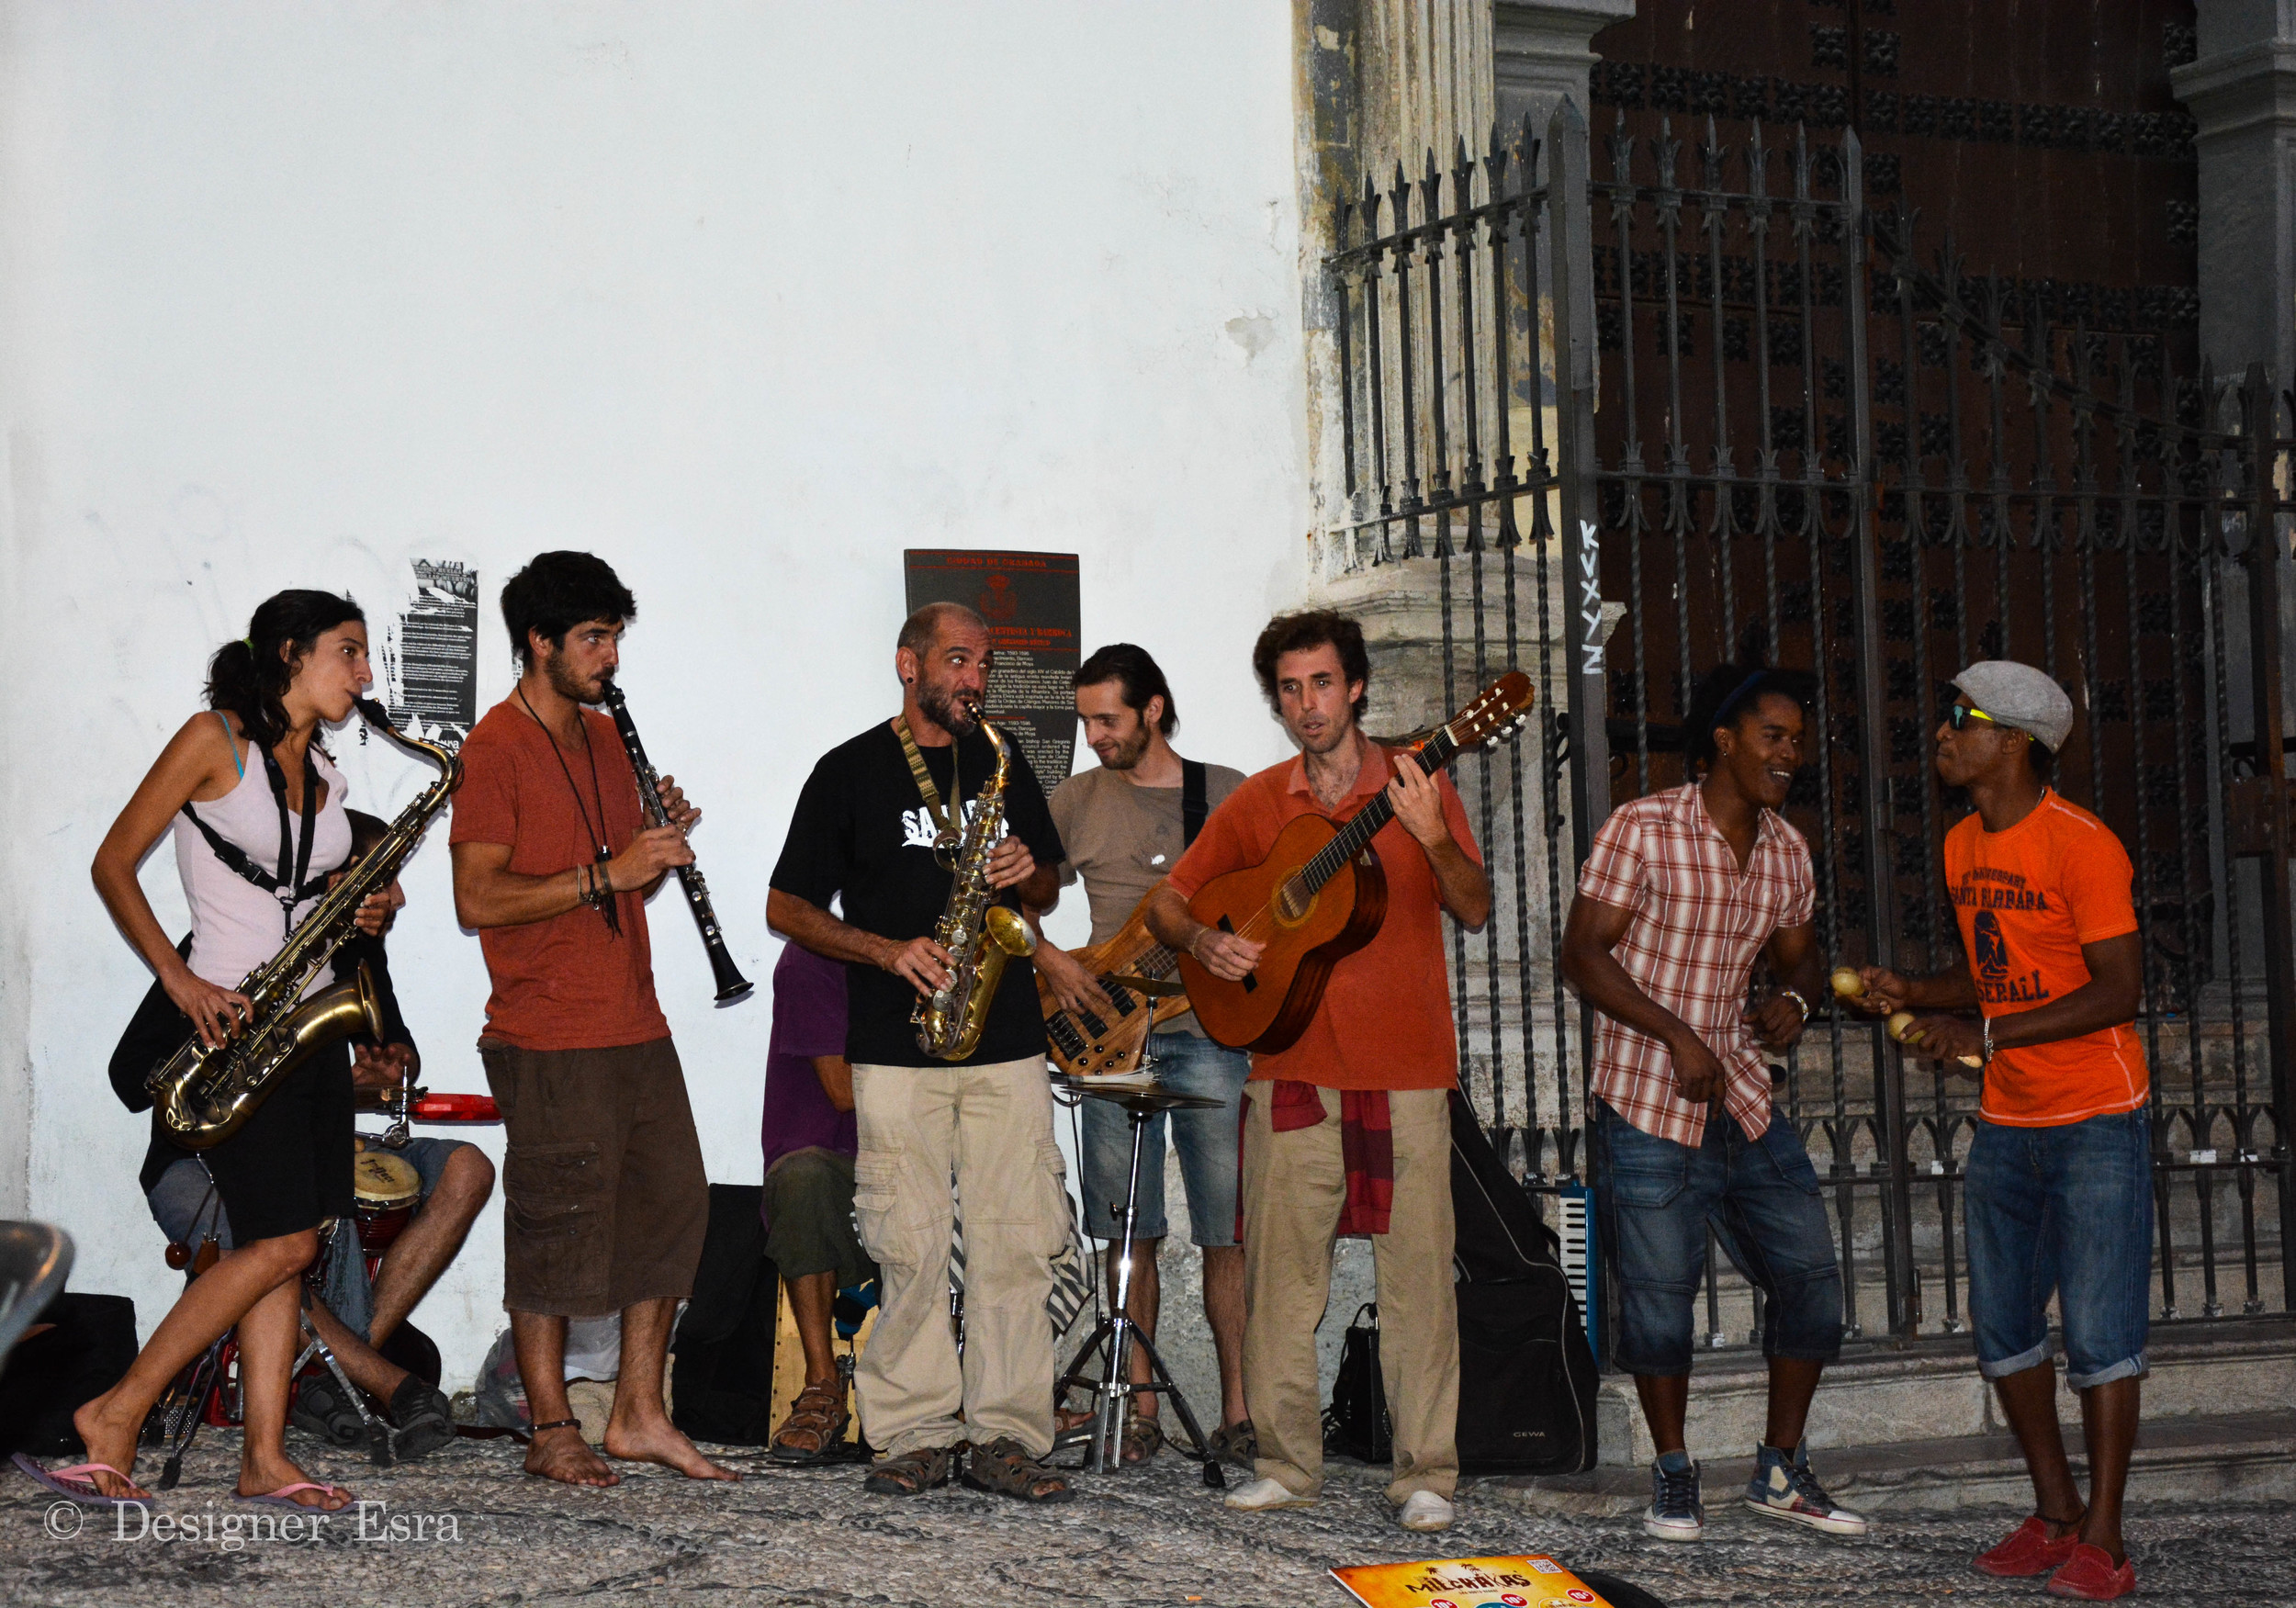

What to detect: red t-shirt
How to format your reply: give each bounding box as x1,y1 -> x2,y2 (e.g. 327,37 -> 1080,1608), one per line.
448,698 -> 670,1051
1165,739 -> 1480,1091
1942,791 -> 2147,1127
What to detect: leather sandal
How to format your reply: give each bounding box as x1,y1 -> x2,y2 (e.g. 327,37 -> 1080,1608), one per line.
862,1443 -> 957,1496
770,1380 -> 852,1465
963,1434 -> 1073,1502
1208,1418 -> 1258,1470
1121,1412 -> 1162,1466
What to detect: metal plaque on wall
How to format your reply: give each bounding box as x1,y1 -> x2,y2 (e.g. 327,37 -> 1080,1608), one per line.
903,549 -> 1081,786
382,558 -> 479,751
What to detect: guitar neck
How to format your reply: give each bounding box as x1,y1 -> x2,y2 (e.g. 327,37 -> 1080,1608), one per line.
1299,731 -> 1460,896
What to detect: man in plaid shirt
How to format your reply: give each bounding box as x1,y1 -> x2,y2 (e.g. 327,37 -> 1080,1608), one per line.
1560,664 -> 1865,1546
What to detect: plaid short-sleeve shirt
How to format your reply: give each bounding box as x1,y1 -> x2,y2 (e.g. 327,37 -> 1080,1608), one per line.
1577,783 -> 1817,1147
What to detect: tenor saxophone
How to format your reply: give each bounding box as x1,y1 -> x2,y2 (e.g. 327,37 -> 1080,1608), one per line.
911,713 -> 1038,1061
148,699 -> 462,1148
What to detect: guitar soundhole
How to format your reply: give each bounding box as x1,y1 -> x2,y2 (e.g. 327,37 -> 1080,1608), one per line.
1276,878 -> 1312,924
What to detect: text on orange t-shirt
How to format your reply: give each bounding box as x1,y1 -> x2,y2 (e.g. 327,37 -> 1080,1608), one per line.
1164,739 -> 1480,1092
1942,791 -> 2146,1127
448,698 -> 670,1051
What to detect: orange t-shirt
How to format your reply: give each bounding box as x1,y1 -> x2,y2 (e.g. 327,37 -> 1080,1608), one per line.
1942,791 -> 2146,1127
1164,740 -> 1480,1091
448,699 -> 670,1051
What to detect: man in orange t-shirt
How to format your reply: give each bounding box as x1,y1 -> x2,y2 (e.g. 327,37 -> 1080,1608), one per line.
1146,609 -> 1487,1536
449,552 -> 734,1492
1851,661 -> 2147,1602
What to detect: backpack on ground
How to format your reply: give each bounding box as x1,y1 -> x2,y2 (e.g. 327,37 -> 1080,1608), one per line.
1320,1302 -> 1392,1462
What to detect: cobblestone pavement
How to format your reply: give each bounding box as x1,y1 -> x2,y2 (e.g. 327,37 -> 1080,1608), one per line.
5,1433 -> 2291,1606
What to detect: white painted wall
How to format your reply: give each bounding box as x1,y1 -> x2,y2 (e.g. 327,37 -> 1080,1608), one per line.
0,1 -> 1311,1385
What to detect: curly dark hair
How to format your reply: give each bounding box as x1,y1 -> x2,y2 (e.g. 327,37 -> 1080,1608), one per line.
501,551 -> 636,667
1251,609 -> 1371,722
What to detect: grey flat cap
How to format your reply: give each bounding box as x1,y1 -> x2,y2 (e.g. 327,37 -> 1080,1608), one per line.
1952,660 -> 2075,752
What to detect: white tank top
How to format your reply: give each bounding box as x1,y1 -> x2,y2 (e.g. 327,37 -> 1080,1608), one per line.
173,715 -> 354,991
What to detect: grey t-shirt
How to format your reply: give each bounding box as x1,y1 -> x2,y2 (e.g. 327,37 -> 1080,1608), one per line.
1049,759 -> 1246,1037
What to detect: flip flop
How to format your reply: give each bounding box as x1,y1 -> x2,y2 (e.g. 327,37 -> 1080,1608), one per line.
11,1454 -> 148,1508
237,1481 -> 352,1512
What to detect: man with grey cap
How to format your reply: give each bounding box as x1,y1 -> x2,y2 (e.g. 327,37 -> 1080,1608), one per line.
1848,660 -> 2147,1602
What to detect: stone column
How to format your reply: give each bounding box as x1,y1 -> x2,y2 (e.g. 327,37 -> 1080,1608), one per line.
2173,6 -> 2296,1016
2173,2 -> 2296,381
1493,0 -> 1635,138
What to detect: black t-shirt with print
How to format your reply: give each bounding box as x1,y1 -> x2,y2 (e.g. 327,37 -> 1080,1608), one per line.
771,721 -> 1064,1068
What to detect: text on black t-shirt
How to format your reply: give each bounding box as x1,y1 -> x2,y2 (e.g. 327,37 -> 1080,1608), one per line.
769,721 -> 1064,1068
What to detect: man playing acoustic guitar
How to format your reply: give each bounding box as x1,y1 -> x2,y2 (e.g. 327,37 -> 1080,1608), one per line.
1144,609 -> 1487,1535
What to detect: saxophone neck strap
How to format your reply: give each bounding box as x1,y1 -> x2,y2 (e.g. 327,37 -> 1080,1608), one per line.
894,718 -> 961,837
179,743 -> 330,933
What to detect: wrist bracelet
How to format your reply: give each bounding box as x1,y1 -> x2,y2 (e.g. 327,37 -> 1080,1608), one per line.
1778,987 -> 1811,1023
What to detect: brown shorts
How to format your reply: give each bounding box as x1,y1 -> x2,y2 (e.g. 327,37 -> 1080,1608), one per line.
479,1036 -> 708,1317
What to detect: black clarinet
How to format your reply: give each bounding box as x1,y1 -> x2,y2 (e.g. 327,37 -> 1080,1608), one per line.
600,680 -> 755,1003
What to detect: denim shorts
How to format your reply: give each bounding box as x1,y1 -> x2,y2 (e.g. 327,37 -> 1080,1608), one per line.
1964,1110 -> 2153,1389
1078,1032 -> 1250,1247
146,1135 -> 470,1251
1595,1099 -> 1844,1377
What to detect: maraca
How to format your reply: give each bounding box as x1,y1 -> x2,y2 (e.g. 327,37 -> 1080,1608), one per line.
1887,1010 -> 1983,1069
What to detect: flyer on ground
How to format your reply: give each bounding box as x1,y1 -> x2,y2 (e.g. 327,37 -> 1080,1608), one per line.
1329,1555 -> 1615,1608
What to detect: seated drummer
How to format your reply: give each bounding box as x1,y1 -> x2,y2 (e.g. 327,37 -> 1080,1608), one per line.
141,810 -> 495,1461
760,941 -> 878,1463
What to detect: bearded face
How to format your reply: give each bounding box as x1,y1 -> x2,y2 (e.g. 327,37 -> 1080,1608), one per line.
916,661 -> 981,736
1093,715 -> 1153,771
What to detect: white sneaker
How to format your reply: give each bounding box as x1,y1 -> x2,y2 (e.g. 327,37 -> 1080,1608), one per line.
1224,1476 -> 1317,1512
1398,1490 -> 1455,1533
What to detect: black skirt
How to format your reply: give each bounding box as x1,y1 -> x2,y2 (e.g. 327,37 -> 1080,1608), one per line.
118,975 -> 354,1245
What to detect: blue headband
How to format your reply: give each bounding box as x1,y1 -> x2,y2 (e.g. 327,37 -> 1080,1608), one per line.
1712,670 -> 1770,726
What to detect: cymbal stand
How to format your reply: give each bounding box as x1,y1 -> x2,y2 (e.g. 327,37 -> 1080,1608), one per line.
1052,1072 -> 1224,1488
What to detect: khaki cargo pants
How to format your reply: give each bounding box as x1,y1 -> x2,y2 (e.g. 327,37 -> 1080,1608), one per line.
849,1055 -> 1067,1457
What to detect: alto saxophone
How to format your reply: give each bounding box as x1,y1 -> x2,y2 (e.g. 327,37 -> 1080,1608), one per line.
911,713 -> 1038,1061
148,698 -> 462,1148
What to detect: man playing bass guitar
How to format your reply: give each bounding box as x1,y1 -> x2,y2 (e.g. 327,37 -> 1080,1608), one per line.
1143,609 -> 1488,1535
1032,644 -> 1252,1467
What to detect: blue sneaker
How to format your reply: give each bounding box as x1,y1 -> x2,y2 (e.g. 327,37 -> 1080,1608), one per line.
1743,1442 -> 1871,1536
1644,1450 -> 1705,1541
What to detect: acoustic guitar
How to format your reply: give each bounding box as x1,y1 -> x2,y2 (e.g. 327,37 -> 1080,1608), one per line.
1175,672 -> 1536,1053
1036,900 -> 1192,1078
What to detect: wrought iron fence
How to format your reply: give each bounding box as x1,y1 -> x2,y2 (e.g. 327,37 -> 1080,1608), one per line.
1319,97 -> 2293,1355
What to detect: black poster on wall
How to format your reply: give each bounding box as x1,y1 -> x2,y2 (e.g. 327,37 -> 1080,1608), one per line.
903,549 -> 1081,786
384,558 -> 479,750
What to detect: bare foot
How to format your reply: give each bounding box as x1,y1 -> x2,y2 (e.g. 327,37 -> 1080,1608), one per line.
68,1397 -> 152,1501
238,1445 -> 352,1512
602,1414 -> 739,1481
525,1423 -> 620,1488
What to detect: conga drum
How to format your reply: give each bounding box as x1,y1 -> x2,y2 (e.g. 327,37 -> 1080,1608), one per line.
351,1141 -> 422,1254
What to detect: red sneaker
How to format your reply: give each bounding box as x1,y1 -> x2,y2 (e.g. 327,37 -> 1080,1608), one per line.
1974,1515 -> 2081,1578
2046,1543 -> 2137,1601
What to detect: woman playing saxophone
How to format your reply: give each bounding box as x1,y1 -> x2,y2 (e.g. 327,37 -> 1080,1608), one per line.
64,591 -> 404,1510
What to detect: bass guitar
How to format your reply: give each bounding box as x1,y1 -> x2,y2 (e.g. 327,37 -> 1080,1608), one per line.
1036,898 -> 1193,1078
1175,672 -> 1535,1053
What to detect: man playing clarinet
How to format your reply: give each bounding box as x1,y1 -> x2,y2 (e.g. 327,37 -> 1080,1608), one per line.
449,551 -> 733,1488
